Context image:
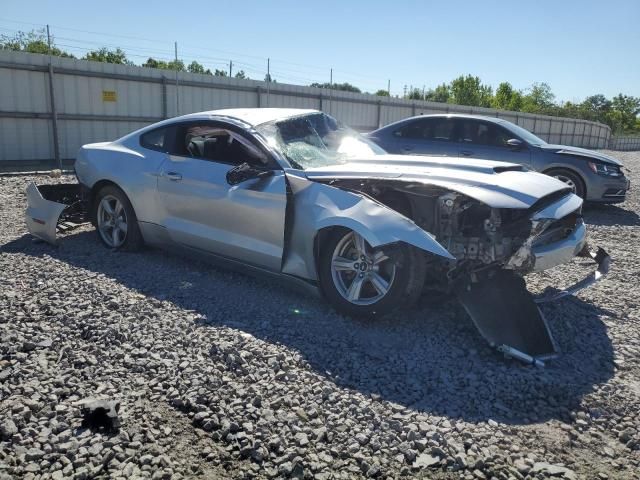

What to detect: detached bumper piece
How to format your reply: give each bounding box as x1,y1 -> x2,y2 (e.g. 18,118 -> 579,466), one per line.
534,246 -> 611,303
25,182 -> 88,245
457,271 -> 557,366
457,246 -> 611,366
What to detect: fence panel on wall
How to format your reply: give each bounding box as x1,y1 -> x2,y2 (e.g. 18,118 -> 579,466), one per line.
609,136 -> 640,151
0,50 -> 621,172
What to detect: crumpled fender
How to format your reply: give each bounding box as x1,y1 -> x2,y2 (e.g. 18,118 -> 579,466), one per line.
25,182 -> 66,245
281,171 -> 455,281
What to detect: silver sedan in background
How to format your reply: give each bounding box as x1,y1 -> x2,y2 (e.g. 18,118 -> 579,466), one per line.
368,114 -> 630,203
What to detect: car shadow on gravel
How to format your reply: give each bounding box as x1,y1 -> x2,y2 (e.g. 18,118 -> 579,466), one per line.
583,203 -> 640,227
2,231 -> 615,426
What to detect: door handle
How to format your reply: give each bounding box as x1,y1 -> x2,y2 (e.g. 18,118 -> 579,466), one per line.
402,146 -> 414,152
460,150 -> 473,156
166,171 -> 182,181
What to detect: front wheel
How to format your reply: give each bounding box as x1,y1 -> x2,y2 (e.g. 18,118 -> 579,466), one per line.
318,228 -> 426,317
546,168 -> 586,199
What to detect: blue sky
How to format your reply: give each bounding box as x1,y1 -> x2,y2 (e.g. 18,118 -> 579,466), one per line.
1,0 -> 638,102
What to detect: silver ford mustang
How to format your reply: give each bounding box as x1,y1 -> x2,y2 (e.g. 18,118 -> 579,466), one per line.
25,108 -> 610,364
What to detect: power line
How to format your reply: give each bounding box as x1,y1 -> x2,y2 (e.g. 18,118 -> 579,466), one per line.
0,17 -> 393,93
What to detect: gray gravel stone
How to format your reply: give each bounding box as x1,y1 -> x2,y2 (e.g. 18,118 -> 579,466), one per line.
2,154 -> 640,479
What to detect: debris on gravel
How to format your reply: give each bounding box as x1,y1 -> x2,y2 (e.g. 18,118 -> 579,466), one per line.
1,150 -> 640,479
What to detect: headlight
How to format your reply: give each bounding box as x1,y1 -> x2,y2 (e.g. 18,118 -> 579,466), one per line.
588,161 -> 622,177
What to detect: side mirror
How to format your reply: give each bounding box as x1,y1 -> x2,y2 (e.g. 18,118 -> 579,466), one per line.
226,162 -> 273,186
506,138 -> 523,149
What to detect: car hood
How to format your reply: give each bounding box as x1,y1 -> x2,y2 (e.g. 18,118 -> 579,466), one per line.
302,154 -> 571,210
539,144 -> 622,166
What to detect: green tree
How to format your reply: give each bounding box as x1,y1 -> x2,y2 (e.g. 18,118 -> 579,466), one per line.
310,82 -> 361,93
375,89 -> 390,97
449,75 -> 493,107
188,61 -> 212,75
214,69 -> 228,77
492,82 -> 523,111
609,94 -> 640,132
580,94 -> 612,123
234,70 -> 247,79
424,84 -> 450,103
142,57 -> 185,71
167,59 -> 185,71
407,88 -> 423,100
521,82 -> 556,114
0,29 -> 74,58
83,48 -> 132,65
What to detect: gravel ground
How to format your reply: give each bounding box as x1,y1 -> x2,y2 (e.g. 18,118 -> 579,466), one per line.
1,151 -> 639,480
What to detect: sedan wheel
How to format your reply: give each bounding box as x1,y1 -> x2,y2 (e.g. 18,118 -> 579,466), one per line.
330,231 -> 397,305
547,168 -> 585,199
553,173 -> 577,193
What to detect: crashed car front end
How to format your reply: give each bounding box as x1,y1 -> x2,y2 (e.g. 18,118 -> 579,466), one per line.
306,169 -> 610,365
433,188 -> 610,365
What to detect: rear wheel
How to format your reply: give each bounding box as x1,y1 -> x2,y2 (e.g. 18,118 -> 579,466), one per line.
318,228 -> 426,317
546,168 -> 586,199
95,185 -> 143,251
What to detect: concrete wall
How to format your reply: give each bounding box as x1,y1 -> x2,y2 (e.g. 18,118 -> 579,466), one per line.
0,50 -> 615,171
609,136 -> 640,151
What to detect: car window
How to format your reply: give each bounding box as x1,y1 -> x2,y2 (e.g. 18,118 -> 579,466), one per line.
168,122 -> 268,166
393,118 -> 455,142
140,126 -> 170,152
431,118 -> 455,141
458,120 -> 510,147
393,119 -> 430,139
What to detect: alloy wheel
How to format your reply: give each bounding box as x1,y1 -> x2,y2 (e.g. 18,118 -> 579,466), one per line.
330,231 -> 396,306
97,195 -> 128,248
553,173 -> 577,194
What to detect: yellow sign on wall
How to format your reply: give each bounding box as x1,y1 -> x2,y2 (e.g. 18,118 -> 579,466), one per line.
102,90 -> 117,102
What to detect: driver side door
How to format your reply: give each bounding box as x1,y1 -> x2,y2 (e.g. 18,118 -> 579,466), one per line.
156,121 -> 287,271
456,119 -> 532,167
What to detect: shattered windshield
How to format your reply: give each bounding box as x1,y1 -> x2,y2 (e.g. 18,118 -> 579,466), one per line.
256,113 -> 386,169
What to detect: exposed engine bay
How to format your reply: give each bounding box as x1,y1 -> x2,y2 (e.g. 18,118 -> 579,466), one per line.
320,178 -> 579,274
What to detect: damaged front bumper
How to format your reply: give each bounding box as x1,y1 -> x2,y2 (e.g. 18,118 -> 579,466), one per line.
456,192 -> 611,366
25,182 -> 88,244
534,246 -> 611,303
457,245 -> 611,366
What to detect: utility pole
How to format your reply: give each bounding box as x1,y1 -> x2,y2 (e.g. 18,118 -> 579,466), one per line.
46,25 -> 61,170
329,68 -> 333,115
174,42 -> 179,114
422,85 -> 425,100
387,79 -> 390,97
229,60 -> 233,77
266,58 -> 270,106
403,85 -> 407,98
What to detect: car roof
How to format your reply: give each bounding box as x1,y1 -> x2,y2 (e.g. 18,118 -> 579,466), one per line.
177,108 -> 319,127
384,113 -> 508,128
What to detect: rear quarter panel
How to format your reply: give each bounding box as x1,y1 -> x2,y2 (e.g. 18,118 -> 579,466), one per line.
75,140 -> 165,223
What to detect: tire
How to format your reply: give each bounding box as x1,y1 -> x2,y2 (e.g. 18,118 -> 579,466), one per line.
94,185 -> 144,251
545,168 -> 586,199
318,228 -> 426,318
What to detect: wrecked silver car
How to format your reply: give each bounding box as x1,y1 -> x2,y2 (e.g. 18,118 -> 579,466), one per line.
25,108 -> 610,364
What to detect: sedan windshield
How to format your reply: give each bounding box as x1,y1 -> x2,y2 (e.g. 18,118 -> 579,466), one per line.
501,121 -> 547,146
257,113 -> 386,169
